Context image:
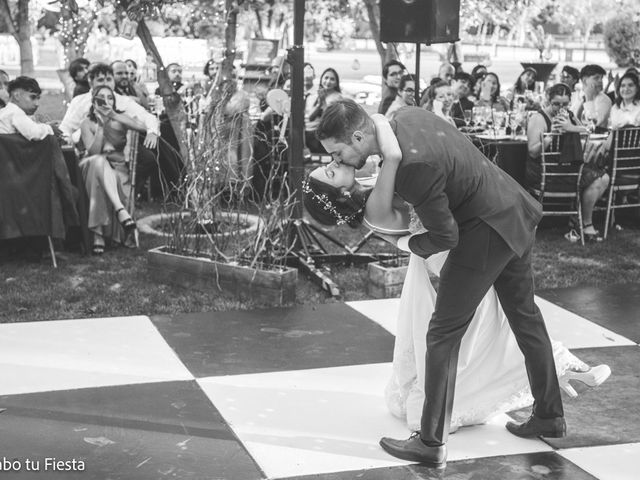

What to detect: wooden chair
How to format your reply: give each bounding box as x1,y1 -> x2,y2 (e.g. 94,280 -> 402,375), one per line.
529,132 -> 589,245
603,126 -> 640,239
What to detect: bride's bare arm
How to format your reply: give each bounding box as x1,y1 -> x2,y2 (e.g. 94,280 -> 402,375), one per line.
364,114 -> 408,231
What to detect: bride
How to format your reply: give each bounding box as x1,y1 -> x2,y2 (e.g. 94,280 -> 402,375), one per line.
302,113 -> 611,433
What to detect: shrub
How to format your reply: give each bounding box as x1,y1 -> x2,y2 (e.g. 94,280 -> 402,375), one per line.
603,15 -> 640,67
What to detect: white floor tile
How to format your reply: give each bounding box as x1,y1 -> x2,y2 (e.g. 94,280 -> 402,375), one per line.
347,297 -> 635,349
198,364 -> 550,479
535,296 -> 635,348
346,299 -> 400,335
0,316 -> 193,395
559,443 -> 640,480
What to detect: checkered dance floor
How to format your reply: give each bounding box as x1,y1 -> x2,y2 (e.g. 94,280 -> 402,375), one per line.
0,284 -> 638,479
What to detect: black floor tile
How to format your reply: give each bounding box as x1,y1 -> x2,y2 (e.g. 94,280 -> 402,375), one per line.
0,381 -> 264,480
283,451 -> 597,480
538,284 -> 640,343
510,346 -> 640,449
151,303 -> 395,377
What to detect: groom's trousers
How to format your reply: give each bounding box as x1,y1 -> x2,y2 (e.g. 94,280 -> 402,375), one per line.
419,220 -> 564,446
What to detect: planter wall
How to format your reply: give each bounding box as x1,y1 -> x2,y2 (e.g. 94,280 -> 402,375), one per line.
148,246 -> 297,305
367,259 -> 409,299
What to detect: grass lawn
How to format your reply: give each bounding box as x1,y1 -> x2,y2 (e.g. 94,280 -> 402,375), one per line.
2,204 -> 640,323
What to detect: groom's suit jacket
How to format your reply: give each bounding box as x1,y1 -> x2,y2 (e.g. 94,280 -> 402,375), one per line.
389,107 -> 542,270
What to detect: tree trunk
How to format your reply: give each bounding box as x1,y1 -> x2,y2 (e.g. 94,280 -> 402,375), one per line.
253,7 -> 264,38
204,0 -> 239,186
0,0 -> 34,76
17,32 -> 34,76
221,0 -> 237,87
362,0 -> 386,65
136,19 -> 189,163
16,0 -> 32,76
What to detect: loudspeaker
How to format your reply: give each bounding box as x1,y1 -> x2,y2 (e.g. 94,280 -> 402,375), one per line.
379,0 -> 460,45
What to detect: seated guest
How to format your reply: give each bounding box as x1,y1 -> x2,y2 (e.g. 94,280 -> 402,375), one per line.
526,83 -> 608,242
378,60 -> 406,115
125,59 -> 151,107
0,69 -> 10,108
305,68 -> 343,153
560,66 -> 580,93
560,65 -> 581,110
385,74 -> 417,119
436,62 -> 455,84
506,67 -> 537,109
609,71 -> 640,129
449,72 -> 475,127
79,86 -> 144,254
470,64 -> 488,100
202,58 -> 219,96
304,62 -> 316,99
571,64 -> 612,132
423,80 -> 455,124
0,76 -> 62,140
69,57 -> 91,98
60,63 -> 160,198
112,60 -> 149,110
61,63 -> 158,146
474,72 -> 510,112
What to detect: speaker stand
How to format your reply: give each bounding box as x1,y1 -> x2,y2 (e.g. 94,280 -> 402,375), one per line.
285,219 -> 399,297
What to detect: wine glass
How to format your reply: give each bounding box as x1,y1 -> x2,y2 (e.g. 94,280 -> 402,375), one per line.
485,107 -> 494,133
582,107 -> 598,133
472,106 -> 485,130
463,109 -> 472,127
509,112 -> 521,138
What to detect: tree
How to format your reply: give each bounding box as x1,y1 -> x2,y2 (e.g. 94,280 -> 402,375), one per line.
552,0 -> 620,48
54,0 -> 99,100
360,0 -> 400,68
99,0 -> 244,168
459,0 -> 548,46
603,14 -> 640,67
57,0 -> 98,65
0,0 -> 34,75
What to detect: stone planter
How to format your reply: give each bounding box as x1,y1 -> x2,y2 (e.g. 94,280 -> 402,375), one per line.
147,246 -> 297,305
138,211 -> 262,239
367,257 -> 409,299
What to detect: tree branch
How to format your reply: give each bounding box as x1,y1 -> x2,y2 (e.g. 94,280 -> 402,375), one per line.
0,0 -> 18,37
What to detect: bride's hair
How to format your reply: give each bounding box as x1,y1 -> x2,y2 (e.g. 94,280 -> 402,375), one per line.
302,175 -> 371,228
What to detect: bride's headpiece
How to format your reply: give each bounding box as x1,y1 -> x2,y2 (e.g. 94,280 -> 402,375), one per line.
302,179 -> 364,226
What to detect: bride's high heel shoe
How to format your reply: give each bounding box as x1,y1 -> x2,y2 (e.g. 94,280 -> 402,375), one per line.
559,364 -> 611,398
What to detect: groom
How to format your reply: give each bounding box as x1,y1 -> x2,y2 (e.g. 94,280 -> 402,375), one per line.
317,100 -> 565,469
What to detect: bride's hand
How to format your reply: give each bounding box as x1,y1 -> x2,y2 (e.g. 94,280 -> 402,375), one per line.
371,113 -> 402,166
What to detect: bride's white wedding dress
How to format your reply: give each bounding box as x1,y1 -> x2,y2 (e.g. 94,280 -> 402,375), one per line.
382,223 -> 587,432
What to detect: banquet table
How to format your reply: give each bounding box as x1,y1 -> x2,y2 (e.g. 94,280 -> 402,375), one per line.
469,134 -> 529,188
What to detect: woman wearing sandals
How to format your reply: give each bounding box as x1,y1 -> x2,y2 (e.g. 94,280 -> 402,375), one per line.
79,85 -> 142,254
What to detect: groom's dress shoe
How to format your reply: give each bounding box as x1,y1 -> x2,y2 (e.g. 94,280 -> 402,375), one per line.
379,433 -> 446,469
506,414 -> 566,438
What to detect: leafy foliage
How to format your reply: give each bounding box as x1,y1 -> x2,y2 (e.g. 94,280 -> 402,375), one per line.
603,14 -> 640,67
